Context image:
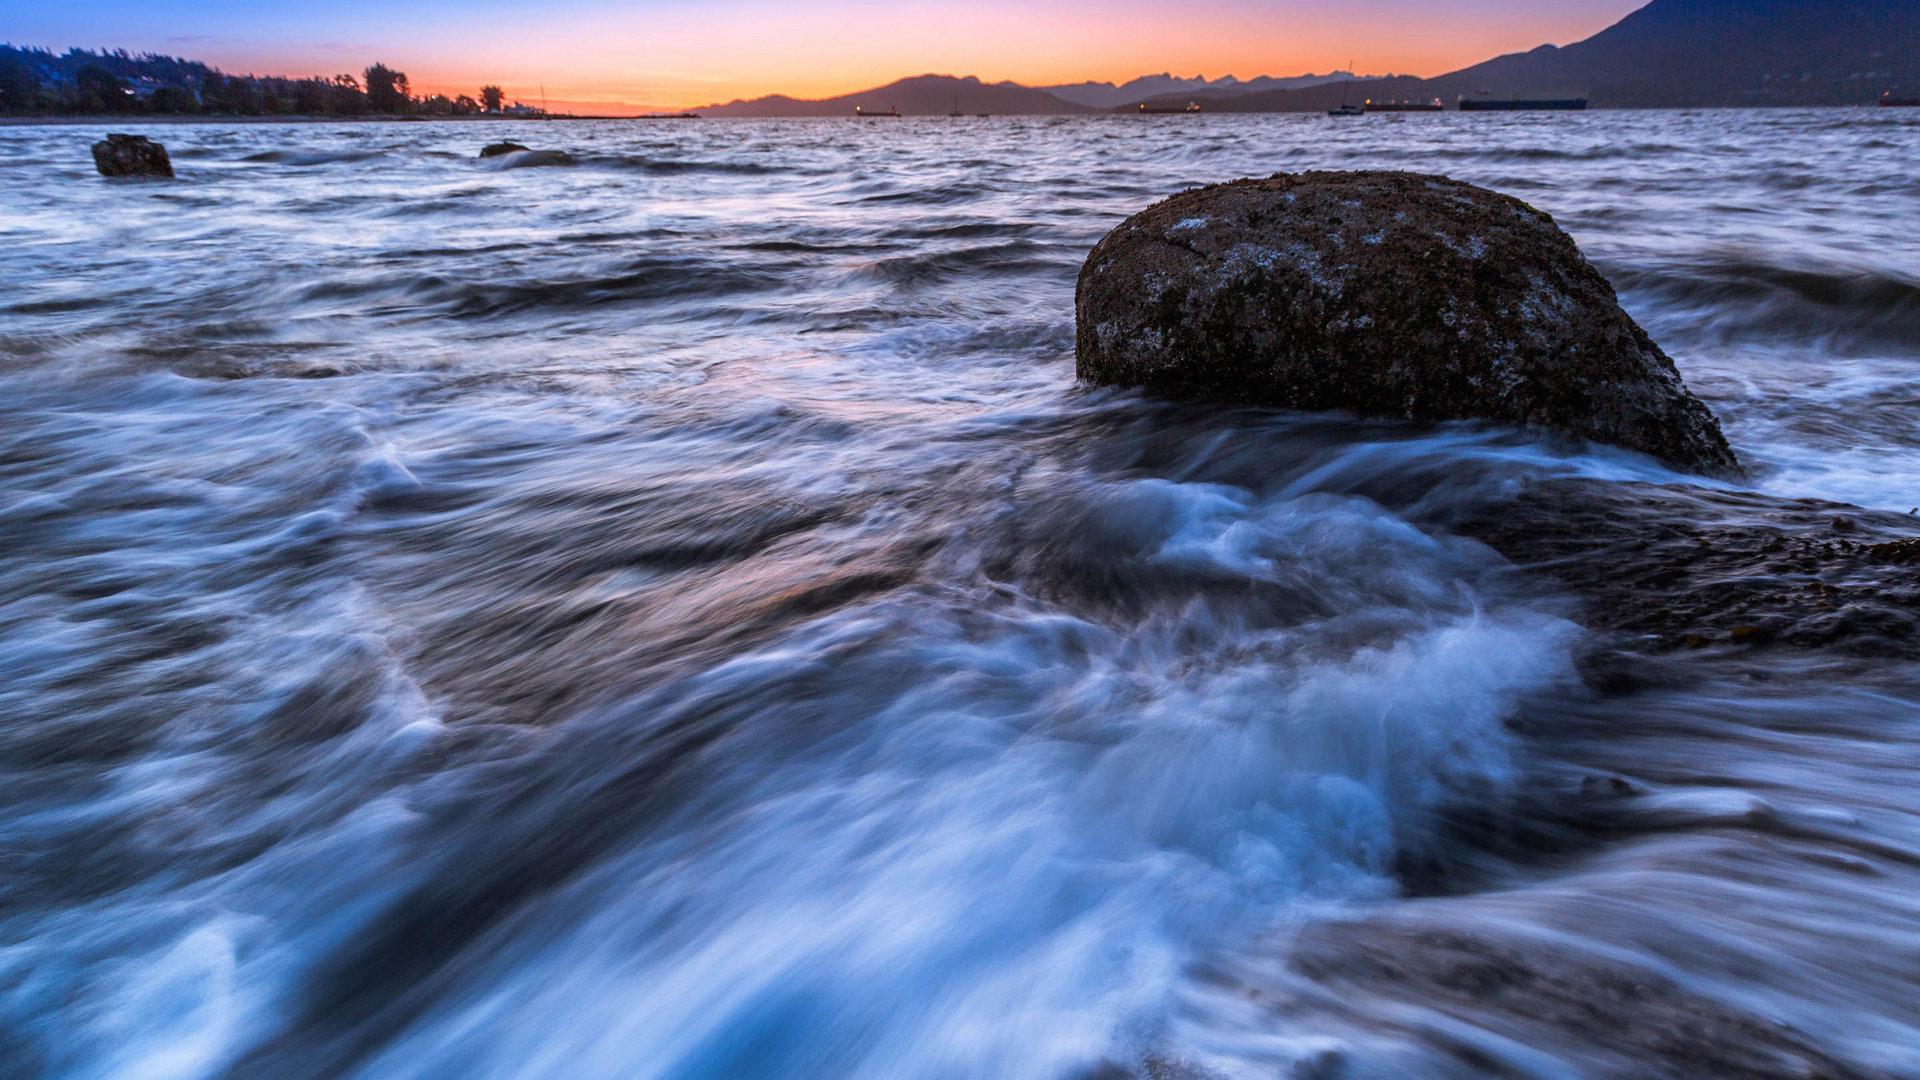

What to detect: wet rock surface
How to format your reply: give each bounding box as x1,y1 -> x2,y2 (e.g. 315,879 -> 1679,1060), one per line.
502,149 -> 576,168
90,133 -> 172,178
1455,479 -> 1920,658
1270,919 -> 1873,1080
1075,171 -> 1740,475
478,142 -> 575,167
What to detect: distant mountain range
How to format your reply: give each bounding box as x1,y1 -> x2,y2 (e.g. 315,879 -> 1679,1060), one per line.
695,0 -> 1920,116
694,71 -> 1382,117
1444,0 -> 1917,108
695,75 -> 1093,117
1036,71 -> 1371,110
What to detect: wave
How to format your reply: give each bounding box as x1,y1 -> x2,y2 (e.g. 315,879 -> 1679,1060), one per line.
1414,142 -> 1693,164
241,149 -> 388,166
855,182 -> 995,206
1610,253 -> 1920,353
574,154 -> 787,175
858,242 -> 1070,287
884,221 -> 1044,241
485,149 -> 577,169
204,439 -> 1581,1078
393,257 -> 786,319
730,238 -> 874,255
5,295 -> 104,316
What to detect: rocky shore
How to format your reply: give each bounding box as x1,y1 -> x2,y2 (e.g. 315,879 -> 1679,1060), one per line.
1458,479 -> 1920,659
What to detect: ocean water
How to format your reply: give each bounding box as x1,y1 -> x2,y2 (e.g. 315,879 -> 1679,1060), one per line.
2,110 -> 1918,1079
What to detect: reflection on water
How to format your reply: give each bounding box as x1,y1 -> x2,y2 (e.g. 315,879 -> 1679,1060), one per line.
1,110 -> 1918,1078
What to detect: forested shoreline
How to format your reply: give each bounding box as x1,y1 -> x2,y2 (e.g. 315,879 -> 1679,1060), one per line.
0,45 -> 531,116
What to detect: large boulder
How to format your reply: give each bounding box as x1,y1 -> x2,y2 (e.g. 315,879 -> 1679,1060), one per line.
91,133 -> 173,178
1075,171 -> 1740,475
478,141 -> 529,157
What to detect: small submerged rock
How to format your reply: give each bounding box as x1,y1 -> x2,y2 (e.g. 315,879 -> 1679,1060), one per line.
1075,171 -> 1740,475
478,142 -> 575,167
91,133 -> 173,178
507,150 -> 576,168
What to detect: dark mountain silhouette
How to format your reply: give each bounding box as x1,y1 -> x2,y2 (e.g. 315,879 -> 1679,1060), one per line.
1039,70 -> 1366,109
695,74 -> 1092,117
1135,0 -> 1920,110
1435,0 -> 1919,106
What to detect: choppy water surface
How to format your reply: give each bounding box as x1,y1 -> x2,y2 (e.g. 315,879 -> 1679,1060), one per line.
3,110 -> 1919,1079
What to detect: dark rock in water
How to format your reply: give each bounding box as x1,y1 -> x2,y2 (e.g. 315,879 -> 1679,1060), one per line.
1868,537 -> 1920,565
91,133 -> 173,178
500,149 -> 576,168
1457,477 -> 1920,657
478,143 -> 576,168
1075,171 -> 1740,475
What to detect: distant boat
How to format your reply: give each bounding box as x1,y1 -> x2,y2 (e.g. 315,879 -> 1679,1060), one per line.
1138,101 -> 1202,114
1881,91 -> 1920,107
855,105 -> 902,118
1364,98 -> 1444,112
949,95 -> 963,117
1458,92 -> 1588,111
1328,61 -> 1365,116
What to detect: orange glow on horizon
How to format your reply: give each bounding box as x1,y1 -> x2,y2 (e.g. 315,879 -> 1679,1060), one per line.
188,0 -> 1645,115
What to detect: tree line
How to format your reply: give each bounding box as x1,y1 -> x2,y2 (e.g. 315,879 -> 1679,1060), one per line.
0,45 -> 524,116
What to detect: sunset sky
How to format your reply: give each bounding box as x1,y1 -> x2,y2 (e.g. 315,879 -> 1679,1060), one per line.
14,0 -> 1643,113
